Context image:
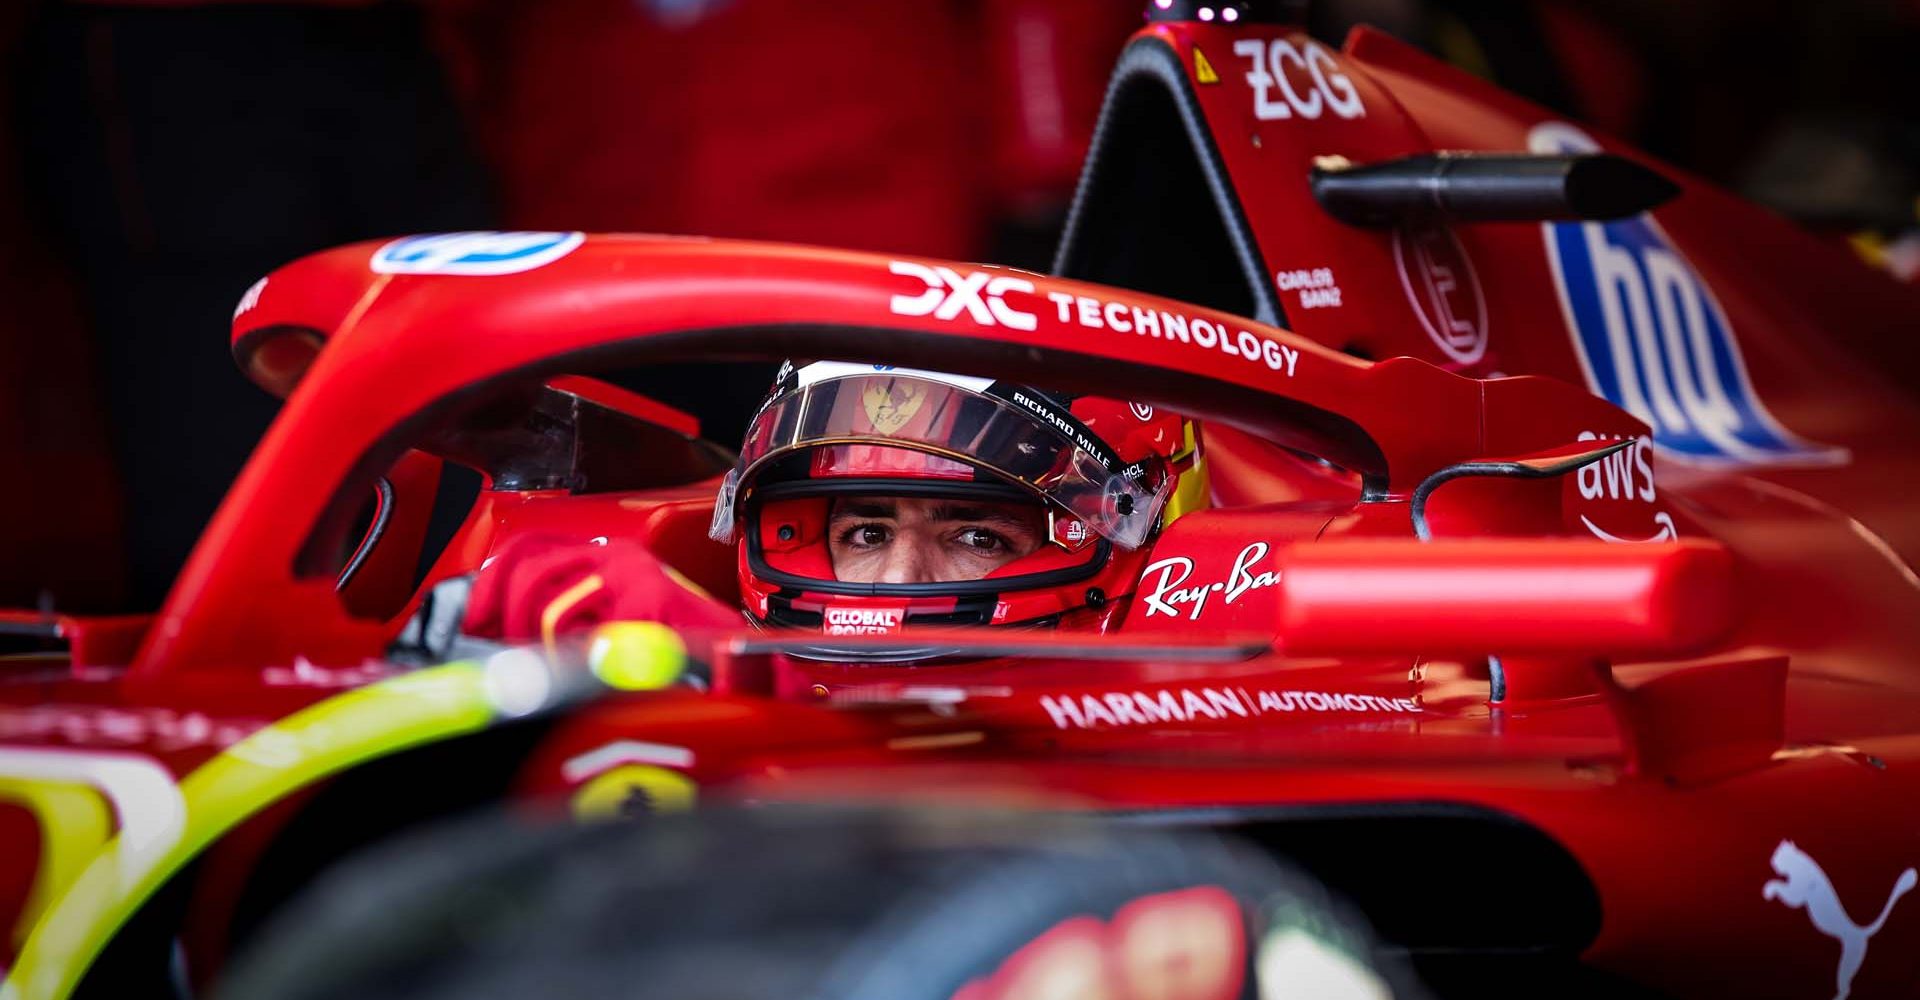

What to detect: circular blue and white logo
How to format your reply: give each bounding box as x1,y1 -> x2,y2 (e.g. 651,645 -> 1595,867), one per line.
1529,122 -> 1844,467
370,231 -> 585,276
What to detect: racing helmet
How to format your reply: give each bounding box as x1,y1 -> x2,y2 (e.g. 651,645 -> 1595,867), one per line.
710,361 -> 1207,634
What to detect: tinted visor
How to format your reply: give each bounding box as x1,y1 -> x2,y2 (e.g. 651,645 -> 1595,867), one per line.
710,365 -> 1169,549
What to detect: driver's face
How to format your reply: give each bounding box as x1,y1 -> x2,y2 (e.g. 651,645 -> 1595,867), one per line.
827,496 -> 1047,583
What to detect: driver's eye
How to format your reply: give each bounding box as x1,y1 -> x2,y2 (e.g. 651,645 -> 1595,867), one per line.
956,528 -> 1006,553
843,524 -> 890,548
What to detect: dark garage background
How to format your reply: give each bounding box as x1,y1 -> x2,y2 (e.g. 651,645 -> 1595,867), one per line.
3,0 -> 1917,613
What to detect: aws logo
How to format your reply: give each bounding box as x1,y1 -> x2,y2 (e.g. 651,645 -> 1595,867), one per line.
1529,122 -> 1846,468
1575,431 -> 1655,503
1572,432 -> 1677,543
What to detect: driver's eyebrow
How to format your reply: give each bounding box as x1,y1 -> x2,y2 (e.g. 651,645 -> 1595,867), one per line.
929,503 -> 1035,529
830,499 -> 898,521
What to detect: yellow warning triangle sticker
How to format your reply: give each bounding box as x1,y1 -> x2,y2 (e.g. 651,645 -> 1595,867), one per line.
1193,46 -> 1220,85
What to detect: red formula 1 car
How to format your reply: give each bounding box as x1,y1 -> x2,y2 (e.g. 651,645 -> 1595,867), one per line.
7,3 -> 1920,999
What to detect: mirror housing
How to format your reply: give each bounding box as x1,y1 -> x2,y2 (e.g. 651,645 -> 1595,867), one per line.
1276,538 -> 1734,659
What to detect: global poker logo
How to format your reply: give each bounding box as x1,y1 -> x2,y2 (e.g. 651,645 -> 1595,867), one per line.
822,606 -> 904,636
1529,122 -> 1845,467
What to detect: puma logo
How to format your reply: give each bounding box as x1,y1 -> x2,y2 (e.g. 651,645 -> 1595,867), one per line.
1762,839 -> 1917,1000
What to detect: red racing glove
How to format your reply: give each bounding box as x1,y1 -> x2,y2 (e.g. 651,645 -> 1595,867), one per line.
461,533 -> 741,648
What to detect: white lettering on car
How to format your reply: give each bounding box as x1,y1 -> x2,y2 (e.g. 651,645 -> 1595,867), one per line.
1573,431 -> 1677,543
1039,685 -> 1420,730
888,261 -> 1037,331
0,705 -> 283,755
1576,431 -> 1657,503
892,264 -> 1301,378
1275,267 -> 1342,309
1139,542 -> 1281,620
1043,290 -> 1298,377
1233,38 -> 1364,122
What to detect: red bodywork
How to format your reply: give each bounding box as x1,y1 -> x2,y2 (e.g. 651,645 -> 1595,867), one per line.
7,13 -> 1920,999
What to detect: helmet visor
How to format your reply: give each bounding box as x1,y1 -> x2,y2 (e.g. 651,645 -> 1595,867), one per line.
709,364 -> 1169,549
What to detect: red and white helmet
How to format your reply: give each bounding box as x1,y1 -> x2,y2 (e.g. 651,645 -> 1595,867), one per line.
710,361 -> 1204,634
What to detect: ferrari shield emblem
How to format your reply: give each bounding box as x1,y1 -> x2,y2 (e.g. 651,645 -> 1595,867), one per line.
862,379 -> 927,435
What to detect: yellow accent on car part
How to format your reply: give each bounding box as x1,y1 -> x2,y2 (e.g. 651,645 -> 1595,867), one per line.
1849,231 -> 1889,269
1161,422 -> 1210,527
1192,45 -> 1220,85
1166,419 -> 1200,467
659,561 -> 715,602
570,764 -> 696,820
588,622 -> 687,691
0,783 -> 111,951
540,572 -> 606,660
1,662 -> 496,1000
